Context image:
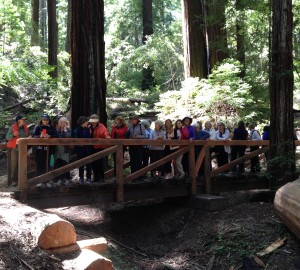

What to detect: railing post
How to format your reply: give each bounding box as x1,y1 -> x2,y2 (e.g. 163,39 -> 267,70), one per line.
18,140 -> 28,202
7,148 -> 12,187
204,143 -> 212,194
189,141 -> 196,195
116,144 -> 124,202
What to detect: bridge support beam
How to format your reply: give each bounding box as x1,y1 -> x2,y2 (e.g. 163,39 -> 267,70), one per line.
189,194 -> 228,211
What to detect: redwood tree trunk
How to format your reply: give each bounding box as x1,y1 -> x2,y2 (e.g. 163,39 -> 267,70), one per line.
31,0 -> 39,46
141,0 -> 154,90
48,0 -> 58,79
205,0 -> 228,71
65,0 -> 71,53
40,0 -> 47,50
182,0 -> 208,79
71,0 -> 107,127
236,0 -> 246,77
269,0 -> 294,183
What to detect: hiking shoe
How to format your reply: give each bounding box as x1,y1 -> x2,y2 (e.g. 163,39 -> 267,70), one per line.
37,183 -> 46,188
165,173 -> 173,180
177,174 -> 185,179
46,182 -> 52,188
56,180 -> 63,186
64,180 -> 70,186
78,178 -> 84,185
87,179 -> 92,185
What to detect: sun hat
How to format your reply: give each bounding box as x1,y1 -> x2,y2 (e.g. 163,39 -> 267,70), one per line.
42,113 -> 50,120
15,115 -> 26,123
129,114 -> 139,120
89,114 -> 99,123
182,116 -> 193,124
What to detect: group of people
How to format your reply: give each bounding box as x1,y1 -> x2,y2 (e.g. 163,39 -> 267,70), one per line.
6,112 -> 268,187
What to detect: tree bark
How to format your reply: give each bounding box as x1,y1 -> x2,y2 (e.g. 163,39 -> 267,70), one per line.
47,0 -> 58,79
236,0 -> 246,77
182,0 -> 208,79
142,0 -> 154,90
269,0 -> 294,183
31,0 -> 39,46
40,0 -> 47,50
71,0 -> 107,127
65,0 -> 71,53
205,0 -> 228,71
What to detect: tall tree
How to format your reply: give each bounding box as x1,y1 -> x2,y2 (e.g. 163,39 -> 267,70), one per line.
182,0 -> 208,79
47,0 -> 58,79
141,0 -> 154,90
31,0 -> 39,46
40,0 -> 47,50
65,0 -> 71,53
236,0 -> 246,77
71,0 -> 107,127
269,0 -> 294,183
205,0 -> 228,71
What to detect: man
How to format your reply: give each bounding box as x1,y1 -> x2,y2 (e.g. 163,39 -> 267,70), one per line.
89,114 -> 110,182
6,115 -> 28,186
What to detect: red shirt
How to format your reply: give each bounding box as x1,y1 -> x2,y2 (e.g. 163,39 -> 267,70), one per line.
110,124 -> 128,139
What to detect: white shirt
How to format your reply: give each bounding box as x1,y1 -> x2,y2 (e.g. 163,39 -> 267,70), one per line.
216,129 -> 231,153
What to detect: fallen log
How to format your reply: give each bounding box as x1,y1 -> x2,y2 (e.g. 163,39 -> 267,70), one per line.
106,97 -> 148,104
62,249 -> 113,270
37,217 -> 76,249
48,237 -> 108,254
274,179 -> 300,239
0,196 -> 76,249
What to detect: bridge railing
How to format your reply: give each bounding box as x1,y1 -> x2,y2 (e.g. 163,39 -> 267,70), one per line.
15,138 -> 277,202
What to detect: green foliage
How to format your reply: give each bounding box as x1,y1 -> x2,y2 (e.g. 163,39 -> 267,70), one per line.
155,59 -> 264,126
105,0 -> 183,102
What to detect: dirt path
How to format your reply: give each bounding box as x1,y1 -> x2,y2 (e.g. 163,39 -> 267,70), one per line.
0,156 -> 300,269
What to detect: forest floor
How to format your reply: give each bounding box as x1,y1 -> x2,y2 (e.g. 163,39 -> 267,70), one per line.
0,155 -> 300,270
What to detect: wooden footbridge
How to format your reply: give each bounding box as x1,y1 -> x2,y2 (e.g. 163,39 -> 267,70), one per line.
0,138 -> 289,208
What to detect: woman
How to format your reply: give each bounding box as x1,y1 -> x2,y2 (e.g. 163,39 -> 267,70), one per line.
6,115 -> 28,186
32,114 -> 58,176
164,119 -> 176,180
110,116 -> 128,174
173,120 -> 185,179
127,114 -> 146,175
110,116 -> 128,139
181,116 -> 196,176
149,120 -> 165,177
215,122 -> 230,168
73,116 -> 92,185
231,121 -> 248,172
204,121 -> 216,140
248,123 -> 261,173
193,122 -> 210,175
89,114 -> 111,182
141,120 -> 152,169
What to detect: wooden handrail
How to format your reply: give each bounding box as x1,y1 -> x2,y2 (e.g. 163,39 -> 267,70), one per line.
17,138 -> 271,147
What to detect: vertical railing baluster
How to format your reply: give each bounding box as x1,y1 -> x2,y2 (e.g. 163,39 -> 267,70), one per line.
116,144 -> 124,202
189,141 -> 196,195
204,143 -> 212,194
18,139 -> 28,202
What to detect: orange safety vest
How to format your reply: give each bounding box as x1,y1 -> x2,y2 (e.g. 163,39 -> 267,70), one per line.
7,123 -> 29,149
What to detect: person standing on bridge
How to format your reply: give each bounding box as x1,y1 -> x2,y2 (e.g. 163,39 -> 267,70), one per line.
215,122 -> 231,169
73,116 -> 93,185
6,114 -> 29,186
248,123 -> 261,173
127,115 -> 146,177
89,114 -> 111,182
32,114 -> 58,177
231,121 -> 248,172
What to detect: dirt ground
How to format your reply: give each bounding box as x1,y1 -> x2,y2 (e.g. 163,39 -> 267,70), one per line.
0,155 -> 300,270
